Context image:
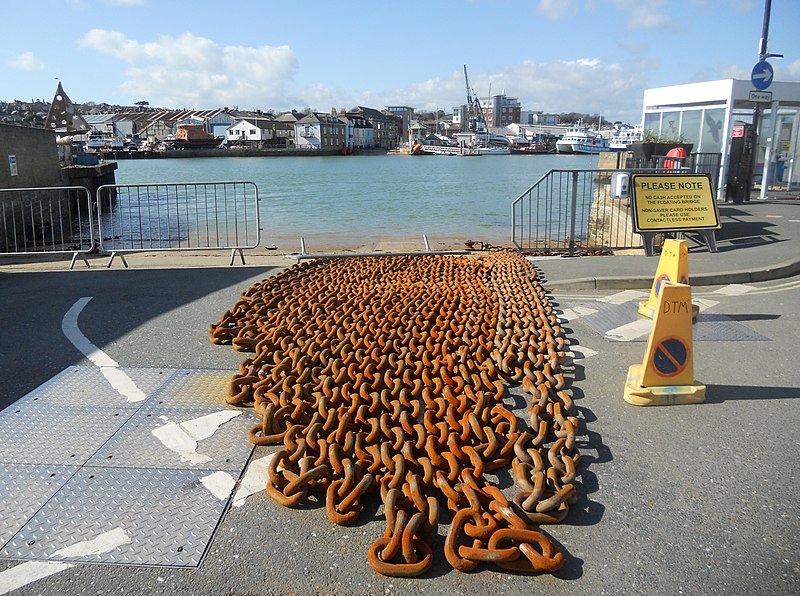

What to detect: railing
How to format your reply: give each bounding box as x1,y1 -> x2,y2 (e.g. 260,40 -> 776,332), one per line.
512,153 -> 723,255
0,186 -> 95,268
96,181 -> 260,267
511,168 -> 689,255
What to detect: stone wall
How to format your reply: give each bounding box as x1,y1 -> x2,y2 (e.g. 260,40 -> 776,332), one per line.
0,123 -> 61,189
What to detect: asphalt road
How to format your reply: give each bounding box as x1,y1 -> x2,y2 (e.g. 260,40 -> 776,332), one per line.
0,266 -> 798,595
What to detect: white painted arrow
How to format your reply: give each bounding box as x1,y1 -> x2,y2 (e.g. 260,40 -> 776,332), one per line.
753,69 -> 772,82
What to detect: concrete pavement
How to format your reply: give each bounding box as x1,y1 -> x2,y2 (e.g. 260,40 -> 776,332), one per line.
0,197 -> 798,595
531,197 -> 800,289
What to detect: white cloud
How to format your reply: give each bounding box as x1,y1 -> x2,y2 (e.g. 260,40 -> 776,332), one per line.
79,30 -> 298,109
783,59 -> 800,81
536,0 -> 574,20
7,51 -> 44,71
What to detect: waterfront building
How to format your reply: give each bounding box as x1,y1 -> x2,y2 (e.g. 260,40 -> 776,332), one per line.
479,93 -> 522,127
642,78 -> 800,197
520,111 -> 559,126
227,115 -> 276,146
294,112 -> 347,150
385,106 -> 414,139
348,106 -> 403,149
345,115 -> 374,150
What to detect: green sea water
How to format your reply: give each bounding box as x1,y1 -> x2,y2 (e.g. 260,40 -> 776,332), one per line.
114,152 -> 595,250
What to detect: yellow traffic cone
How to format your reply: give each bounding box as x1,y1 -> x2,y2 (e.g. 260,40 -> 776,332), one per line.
625,281 -> 705,406
638,239 -> 699,320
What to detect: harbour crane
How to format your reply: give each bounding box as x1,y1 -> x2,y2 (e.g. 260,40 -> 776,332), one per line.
463,65 -> 487,134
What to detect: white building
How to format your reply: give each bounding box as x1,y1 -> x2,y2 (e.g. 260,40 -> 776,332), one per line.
642,78 -> 800,199
294,112 -> 347,150
227,117 -> 275,143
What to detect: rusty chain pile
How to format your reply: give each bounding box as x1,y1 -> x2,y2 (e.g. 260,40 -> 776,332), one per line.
209,250 -> 580,577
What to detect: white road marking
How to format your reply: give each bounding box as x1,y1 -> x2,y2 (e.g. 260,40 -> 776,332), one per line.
559,306 -> 598,321
597,290 -> 648,304
694,297 -> 719,311
765,214 -> 782,218
567,345 -> 598,360
713,284 -> 757,296
605,318 -> 653,342
152,410 -> 241,464
201,471 -> 237,500
232,453 -> 276,507
0,528 -> 130,594
62,297 -> 148,402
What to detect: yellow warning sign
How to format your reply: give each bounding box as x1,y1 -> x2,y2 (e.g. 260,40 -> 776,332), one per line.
624,281 -> 706,406
631,173 -> 720,233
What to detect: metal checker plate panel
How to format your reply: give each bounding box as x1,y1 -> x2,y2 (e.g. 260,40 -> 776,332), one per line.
563,300 -> 771,342
0,464 -> 78,549
0,402 -> 134,466
88,406 -> 255,471
146,369 -> 237,409
5,366 -> 178,410
0,466 -> 231,567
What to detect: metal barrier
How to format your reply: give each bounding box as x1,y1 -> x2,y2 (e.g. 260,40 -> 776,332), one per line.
96,181 -> 260,267
0,186 -> 95,269
511,168 -> 687,255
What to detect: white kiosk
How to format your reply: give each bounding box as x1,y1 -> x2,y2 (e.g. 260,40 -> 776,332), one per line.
641,79 -> 800,200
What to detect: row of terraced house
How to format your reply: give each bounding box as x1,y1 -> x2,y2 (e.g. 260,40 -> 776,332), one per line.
77,105 -> 411,151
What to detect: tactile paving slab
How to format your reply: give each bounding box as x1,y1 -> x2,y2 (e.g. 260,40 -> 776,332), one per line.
0,402 -> 135,466
11,366 -> 177,408
0,466 -> 232,567
88,405 -> 254,471
0,464 -> 78,548
145,369 -> 237,409
0,366 -> 253,568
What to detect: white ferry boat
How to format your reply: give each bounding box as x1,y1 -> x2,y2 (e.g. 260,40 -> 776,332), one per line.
609,126 -> 643,151
556,126 -> 610,154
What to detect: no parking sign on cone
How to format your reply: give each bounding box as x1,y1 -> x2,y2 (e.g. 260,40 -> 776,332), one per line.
624,281 -> 706,406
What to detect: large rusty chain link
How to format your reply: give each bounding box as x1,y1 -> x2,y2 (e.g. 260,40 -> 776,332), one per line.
209,251 -> 580,577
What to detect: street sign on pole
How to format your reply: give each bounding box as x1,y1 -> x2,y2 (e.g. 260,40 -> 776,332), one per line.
751,61 -> 774,90
749,90 -> 773,103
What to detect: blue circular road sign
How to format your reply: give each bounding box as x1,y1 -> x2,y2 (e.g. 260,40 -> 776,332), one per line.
751,61 -> 774,91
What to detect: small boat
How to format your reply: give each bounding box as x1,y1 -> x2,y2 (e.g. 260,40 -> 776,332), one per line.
556,126 -> 610,154
476,145 -> 511,155
84,130 -> 106,151
163,123 -> 223,149
511,143 -> 550,154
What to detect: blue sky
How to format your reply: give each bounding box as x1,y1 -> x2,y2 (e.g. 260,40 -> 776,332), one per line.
2,0 -> 799,124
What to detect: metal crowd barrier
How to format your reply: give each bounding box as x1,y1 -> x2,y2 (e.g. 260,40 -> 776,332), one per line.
0,186 -> 95,269
96,181 -> 260,267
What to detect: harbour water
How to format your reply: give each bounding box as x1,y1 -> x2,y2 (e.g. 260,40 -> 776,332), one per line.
114,152 -> 596,251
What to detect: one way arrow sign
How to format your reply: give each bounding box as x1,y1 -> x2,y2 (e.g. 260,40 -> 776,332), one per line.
751,61 -> 774,90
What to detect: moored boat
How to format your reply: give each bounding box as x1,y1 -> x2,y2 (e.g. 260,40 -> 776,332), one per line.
556,126 -> 610,154
476,145 -> 511,155
609,126 -> 643,151
511,143 -> 550,154
163,123 -> 223,149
